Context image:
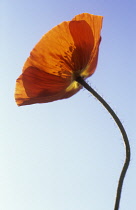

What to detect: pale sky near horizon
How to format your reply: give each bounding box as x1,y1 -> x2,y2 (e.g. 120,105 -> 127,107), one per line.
1,0 -> 136,210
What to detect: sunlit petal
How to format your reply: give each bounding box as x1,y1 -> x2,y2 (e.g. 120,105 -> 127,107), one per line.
15,66 -> 71,106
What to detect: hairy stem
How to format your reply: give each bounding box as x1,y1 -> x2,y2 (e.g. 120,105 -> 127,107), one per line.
76,76 -> 130,210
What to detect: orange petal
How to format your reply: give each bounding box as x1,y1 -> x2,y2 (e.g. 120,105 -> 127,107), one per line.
22,21 -> 75,78
72,13 -> 103,45
15,67 -> 70,106
15,21 -> 76,106
69,20 -> 94,73
86,37 -> 101,77
72,13 -> 103,77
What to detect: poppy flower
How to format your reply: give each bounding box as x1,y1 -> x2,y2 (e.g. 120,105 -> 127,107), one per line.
15,13 -> 103,106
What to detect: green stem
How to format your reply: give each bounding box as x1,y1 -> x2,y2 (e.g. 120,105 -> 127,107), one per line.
76,76 -> 130,210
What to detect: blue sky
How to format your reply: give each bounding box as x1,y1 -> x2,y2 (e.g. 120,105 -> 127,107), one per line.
1,0 -> 136,209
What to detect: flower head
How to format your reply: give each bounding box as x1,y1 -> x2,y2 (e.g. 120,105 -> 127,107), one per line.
15,13 -> 103,106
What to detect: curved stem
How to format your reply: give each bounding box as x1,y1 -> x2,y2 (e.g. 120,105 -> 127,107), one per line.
76,76 -> 130,210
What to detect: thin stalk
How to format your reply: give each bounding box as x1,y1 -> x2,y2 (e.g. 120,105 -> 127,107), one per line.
76,76 -> 130,210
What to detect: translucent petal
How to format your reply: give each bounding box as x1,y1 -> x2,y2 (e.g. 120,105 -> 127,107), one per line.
15,67 -> 70,106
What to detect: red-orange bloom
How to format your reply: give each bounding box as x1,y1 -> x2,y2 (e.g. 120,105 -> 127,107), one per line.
15,13 -> 103,106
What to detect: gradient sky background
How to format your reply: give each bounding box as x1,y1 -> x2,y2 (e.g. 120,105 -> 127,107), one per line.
1,0 -> 136,210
